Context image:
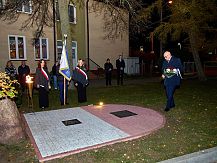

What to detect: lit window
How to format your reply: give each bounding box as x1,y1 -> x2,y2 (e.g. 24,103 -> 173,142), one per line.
68,4 -> 76,24
34,38 -> 49,60
8,35 -> 26,60
17,1 -> 32,14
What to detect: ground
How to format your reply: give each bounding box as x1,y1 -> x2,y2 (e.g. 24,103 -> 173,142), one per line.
0,77 -> 217,163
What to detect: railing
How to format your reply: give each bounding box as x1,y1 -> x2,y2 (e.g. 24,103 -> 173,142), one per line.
86,58 -> 103,79
203,61 -> 217,76
87,58 -> 101,70
183,62 -> 196,75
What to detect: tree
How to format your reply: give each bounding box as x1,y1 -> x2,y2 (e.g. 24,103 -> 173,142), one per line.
138,0 -> 217,81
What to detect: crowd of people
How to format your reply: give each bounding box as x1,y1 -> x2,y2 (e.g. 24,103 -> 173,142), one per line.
4,51 -> 183,112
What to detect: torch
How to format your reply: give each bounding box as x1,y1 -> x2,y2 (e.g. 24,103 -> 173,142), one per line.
26,75 -> 34,108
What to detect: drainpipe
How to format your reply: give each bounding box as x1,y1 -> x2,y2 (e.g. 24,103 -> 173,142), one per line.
86,0 -> 90,71
53,0 -> 57,63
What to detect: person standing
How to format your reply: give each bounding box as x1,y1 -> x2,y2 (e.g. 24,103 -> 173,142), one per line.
104,58 -> 113,86
56,61 -> 69,105
116,55 -> 125,85
5,60 -> 17,80
73,59 -> 88,103
18,61 -> 30,92
52,61 -> 58,90
35,59 -> 51,109
162,51 -> 183,112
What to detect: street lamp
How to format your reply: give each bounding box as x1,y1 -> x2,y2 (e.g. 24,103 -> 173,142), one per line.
160,0 -> 172,57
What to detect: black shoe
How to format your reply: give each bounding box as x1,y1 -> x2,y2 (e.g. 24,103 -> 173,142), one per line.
164,108 -> 170,112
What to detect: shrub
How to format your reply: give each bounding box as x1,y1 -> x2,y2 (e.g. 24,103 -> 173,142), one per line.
0,72 -> 18,99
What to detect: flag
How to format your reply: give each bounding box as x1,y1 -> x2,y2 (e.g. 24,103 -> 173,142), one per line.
59,40 -> 71,81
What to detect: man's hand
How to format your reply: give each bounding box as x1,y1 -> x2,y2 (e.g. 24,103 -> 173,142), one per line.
162,74 -> 165,79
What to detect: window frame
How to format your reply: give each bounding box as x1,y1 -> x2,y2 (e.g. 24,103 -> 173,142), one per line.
68,3 -> 76,24
34,38 -> 49,60
8,35 -> 27,60
56,40 -> 77,68
0,0 -> 5,9
17,0 -> 32,14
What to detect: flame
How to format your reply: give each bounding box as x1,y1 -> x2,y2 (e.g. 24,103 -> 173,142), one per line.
99,102 -> 104,106
26,75 -> 34,83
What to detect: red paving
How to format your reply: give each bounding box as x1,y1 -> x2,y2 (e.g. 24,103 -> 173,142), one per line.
82,104 -> 165,138
24,104 -> 165,162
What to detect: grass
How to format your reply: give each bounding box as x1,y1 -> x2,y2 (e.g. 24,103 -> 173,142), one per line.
1,78 -> 217,163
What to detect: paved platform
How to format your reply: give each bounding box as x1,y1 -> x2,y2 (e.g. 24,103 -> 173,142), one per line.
158,146 -> 217,163
23,104 -> 165,162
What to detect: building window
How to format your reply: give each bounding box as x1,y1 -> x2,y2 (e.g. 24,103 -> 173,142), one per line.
17,1 -> 32,14
56,2 -> 60,21
0,0 -> 5,9
34,38 -> 49,60
57,40 -> 63,60
8,35 -> 26,60
57,40 -> 77,68
68,4 -> 76,24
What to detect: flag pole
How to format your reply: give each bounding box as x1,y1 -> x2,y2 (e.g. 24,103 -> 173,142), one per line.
63,35 -> 67,105
64,77 -> 66,105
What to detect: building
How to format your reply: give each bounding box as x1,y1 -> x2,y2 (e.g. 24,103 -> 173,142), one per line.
0,0 -> 129,74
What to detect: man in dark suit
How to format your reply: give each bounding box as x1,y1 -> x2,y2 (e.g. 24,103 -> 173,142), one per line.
73,59 -> 88,103
104,58 -> 113,86
18,61 -> 30,92
162,51 -> 183,112
116,55 -> 125,85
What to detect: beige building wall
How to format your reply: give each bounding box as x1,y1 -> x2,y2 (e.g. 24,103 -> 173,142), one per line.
0,15 -> 54,74
88,1 -> 129,69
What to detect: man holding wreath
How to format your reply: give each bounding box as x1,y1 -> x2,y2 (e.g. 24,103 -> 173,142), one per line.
162,51 -> 183,112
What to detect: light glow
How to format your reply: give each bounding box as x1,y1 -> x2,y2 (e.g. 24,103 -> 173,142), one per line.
26,75 -> 33,83
99,102 -> 104,106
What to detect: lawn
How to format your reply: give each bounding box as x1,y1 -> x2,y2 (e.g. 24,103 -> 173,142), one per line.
1,78 -> 217,163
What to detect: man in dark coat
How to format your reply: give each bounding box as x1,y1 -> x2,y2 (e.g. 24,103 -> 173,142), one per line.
73,59 -> 88,103
56,62 -> 69,105
18,61 -> 30,92
162,51 -> 183,112
116,55 -> 125,85
104,58 -> 113,86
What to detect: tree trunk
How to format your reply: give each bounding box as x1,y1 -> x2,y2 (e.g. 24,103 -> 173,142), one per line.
58,0 -> 73,69
189,30 -> 207,81
0,98 -> 25,144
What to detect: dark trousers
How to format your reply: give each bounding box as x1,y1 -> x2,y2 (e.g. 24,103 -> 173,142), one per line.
105,72 -> 112,86
77,82 -> 87,103
117,70 -> 124,85
39,87 -> 49,108
58,81 -> 68,105
165,85 -> 176,109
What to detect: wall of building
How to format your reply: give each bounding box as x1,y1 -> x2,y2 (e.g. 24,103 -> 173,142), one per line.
56,4 -> 86,65
88,0 -> 129,69
0,15 -> 54,74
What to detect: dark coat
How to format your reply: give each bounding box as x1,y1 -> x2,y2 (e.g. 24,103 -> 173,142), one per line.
116,59 -> 125,71
72,66 -> 88,87
35,67 -> 50,91
162,56 -> 183,87
18,65 -> 30,84
104,62 -> 113,73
